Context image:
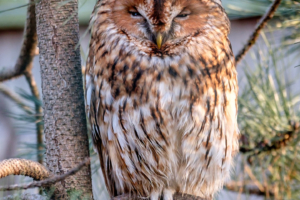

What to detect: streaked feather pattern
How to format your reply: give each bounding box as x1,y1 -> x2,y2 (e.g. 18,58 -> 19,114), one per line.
86,0 -> 238,199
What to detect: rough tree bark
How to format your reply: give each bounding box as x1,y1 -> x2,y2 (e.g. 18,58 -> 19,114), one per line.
35,0 -> 93,199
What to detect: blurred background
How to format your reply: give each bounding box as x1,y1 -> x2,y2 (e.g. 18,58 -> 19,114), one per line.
0,0 -> 299,199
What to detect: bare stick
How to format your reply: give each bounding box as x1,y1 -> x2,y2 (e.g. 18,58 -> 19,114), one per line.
235,0 -> 282,64
225,181 -> 274,196
24,71 -> 44,165
0,158 -> 90,192
0,0 -> 37,82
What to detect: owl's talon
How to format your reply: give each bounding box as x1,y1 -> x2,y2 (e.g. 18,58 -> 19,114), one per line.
163,188 -> 175,200
150,191 -> 160,200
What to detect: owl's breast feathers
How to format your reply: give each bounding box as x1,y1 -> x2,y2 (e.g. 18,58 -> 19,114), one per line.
86,1 -> 238,198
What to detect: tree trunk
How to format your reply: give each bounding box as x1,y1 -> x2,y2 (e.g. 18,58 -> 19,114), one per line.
35,0 -> 93,199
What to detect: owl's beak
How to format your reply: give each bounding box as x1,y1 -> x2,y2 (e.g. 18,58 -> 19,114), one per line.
156,33 -> 163,49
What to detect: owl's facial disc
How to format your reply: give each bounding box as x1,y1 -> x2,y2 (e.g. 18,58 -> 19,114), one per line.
127,7 -> 169,49
112,0 -> 212,51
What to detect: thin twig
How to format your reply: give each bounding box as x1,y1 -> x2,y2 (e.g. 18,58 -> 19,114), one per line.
225,181 -> 274,197
0,84 -> 33,114
235,0 -> 282,64
244,165 -> 264,192
0,158 -> 90,192
24,71 -> 44,165
0,0 -> 37,82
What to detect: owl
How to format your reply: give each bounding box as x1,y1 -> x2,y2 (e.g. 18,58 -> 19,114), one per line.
86,0 -> 239,199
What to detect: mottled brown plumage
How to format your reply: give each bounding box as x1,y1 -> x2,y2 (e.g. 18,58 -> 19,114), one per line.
86,0 -> 238,199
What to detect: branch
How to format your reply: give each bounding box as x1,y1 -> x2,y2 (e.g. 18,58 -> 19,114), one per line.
113,193 -> 209,200
0,159 -> 49,180
0,158 -> 90,191
0,0 -> 37,82
235,0 -> 282,64
24,71 -> 44,164
240,121 -> 299,157
0,0 -> 43,166
225,182 -> 274,197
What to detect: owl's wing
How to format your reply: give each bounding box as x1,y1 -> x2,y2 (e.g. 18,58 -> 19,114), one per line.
89,86 -> 119,197
86,7 -> 119,193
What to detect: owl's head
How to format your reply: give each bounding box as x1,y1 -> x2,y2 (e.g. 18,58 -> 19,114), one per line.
107,0 -> 229,51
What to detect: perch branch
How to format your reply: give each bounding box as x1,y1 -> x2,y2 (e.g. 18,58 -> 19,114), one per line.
235,0 -> 282,64
225,181 -> 274,196
0,158 -> 90,191
0,0 -> 37,82
239,121 -> 299,157
113,193 -> 209,200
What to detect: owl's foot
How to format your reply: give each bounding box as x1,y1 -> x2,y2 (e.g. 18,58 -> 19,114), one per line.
150,188 -> 175,200
163,188 -> 176,200
150,191 -> 160,200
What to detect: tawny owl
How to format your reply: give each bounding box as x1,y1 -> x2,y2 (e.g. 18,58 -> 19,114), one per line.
85,0 -> 239,199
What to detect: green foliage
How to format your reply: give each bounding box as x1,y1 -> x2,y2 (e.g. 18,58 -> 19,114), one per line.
225,0 -> 300,50
67,189 -> 91,200
236,33 -> 300,199
224,0 -> 299,18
